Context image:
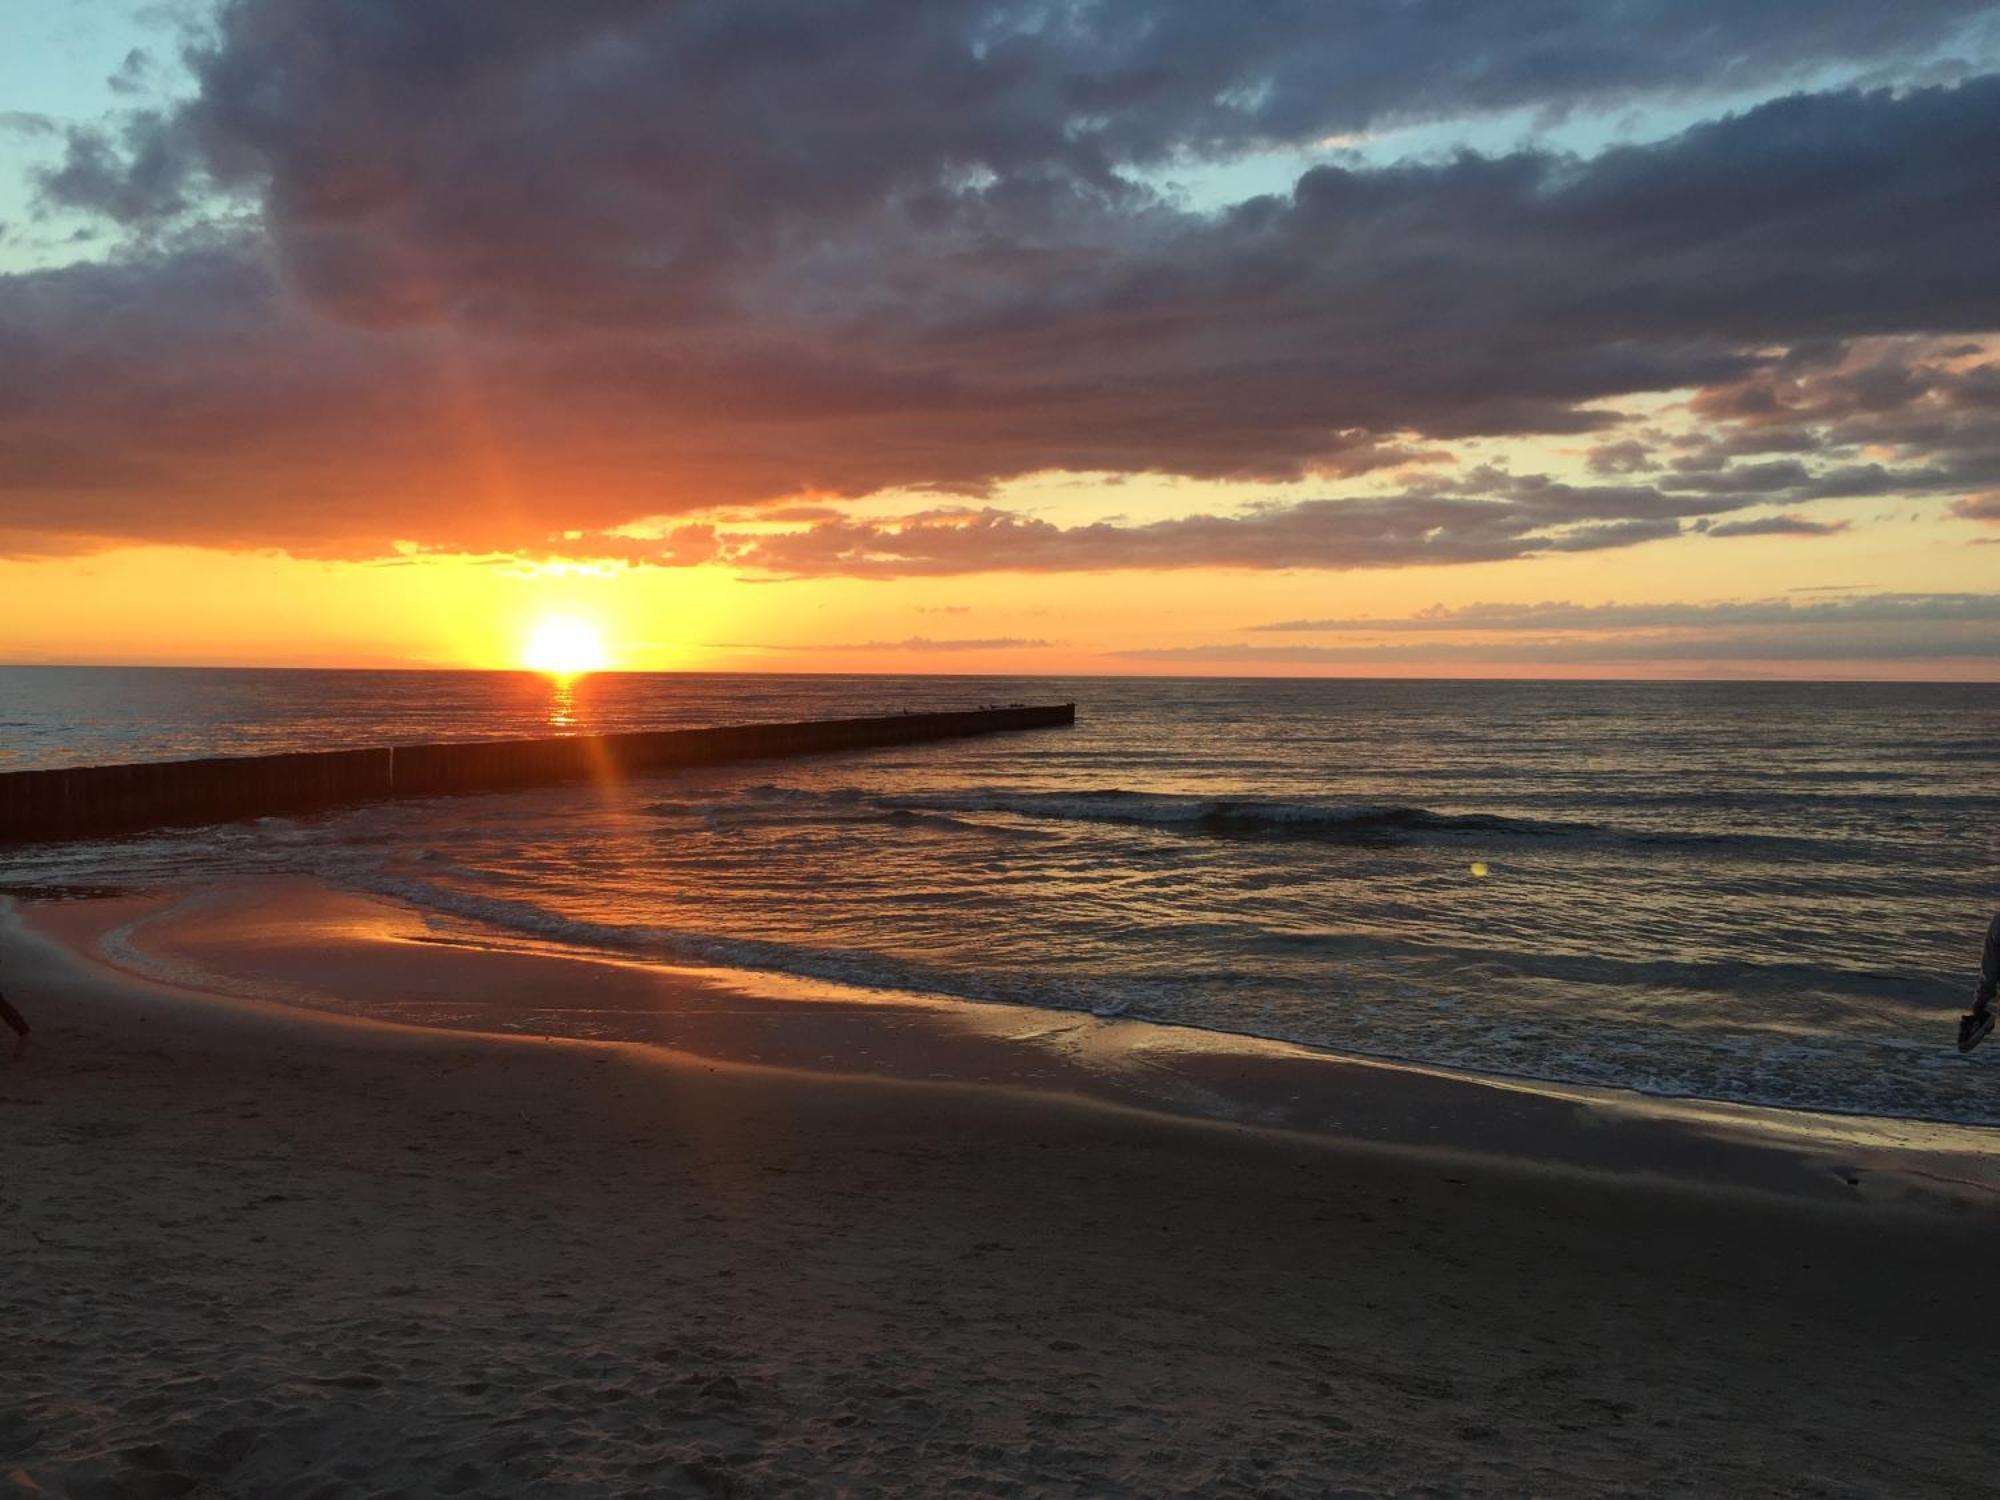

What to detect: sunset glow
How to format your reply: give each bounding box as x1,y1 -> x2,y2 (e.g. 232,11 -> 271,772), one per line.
5,7 -> 2000,1491
0,3 -> 1993,678
521,616 -> 610,677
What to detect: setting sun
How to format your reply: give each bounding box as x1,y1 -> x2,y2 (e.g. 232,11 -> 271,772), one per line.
521,615 -> 610,675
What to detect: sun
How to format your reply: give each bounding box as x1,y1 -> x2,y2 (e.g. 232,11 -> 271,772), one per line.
521,615 -> 610,675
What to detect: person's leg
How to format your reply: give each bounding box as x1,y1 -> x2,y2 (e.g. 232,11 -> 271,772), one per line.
0,989 -> 27,1060
1978,911 -> 2000,1014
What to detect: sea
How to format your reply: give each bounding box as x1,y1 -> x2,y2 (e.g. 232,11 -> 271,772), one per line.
3,666 -> 1998,1124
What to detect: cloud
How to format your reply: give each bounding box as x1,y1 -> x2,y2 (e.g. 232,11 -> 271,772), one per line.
2,7 -> 1999,559
675,497 -> 1697,577
721,635 -> 1051,652
1702,513 -> 1850,537
1117,628 -> 2000,664
1587,439 -> 1656,475
856,635 -> 1050,651
1157,589 -> 2000,666
108,49 -> 157,99
1956,493 -> 2000,522
53,2 -> 1998,239
1247,592 -> 2000,633
663,450 -> 1961,576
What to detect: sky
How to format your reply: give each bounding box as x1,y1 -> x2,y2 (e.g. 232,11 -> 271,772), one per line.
1,0 -> 1998,678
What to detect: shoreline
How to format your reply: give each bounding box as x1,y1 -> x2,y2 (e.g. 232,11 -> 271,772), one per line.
23,876 -> 2000,1209
8,883 -> 2000,1493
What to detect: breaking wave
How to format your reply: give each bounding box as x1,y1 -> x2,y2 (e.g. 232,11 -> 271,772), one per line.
646,784 -> 1861,858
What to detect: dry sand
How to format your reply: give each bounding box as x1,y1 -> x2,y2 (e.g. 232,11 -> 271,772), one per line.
5,886 -> 1999,1497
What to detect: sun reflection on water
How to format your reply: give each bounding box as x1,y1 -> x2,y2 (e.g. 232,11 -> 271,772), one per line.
547,674 -> 579,729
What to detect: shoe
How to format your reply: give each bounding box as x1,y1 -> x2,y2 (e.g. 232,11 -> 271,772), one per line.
1958,1009 -> 1994,1053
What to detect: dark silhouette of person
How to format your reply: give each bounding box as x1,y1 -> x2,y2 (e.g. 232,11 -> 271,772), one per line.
0,983 -> 26,1062
1960,911 -> 2000,1053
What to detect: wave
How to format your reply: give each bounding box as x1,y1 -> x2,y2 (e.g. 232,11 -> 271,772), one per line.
358,873 -> 1085,1011
1246,927 -> 1957,1006
892,790 -> 1567,843
636,782 -> 1882,856
348,872 -> 1996,1125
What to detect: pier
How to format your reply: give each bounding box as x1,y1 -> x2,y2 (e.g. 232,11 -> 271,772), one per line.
0,703 -> 1076,843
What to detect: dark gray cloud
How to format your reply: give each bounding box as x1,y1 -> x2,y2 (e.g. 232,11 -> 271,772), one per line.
0,113 -> 60,138
52,1 -> 1998,242
3,3 -> 1999,559
108,49 -> 157,99
1587,439 -> 1657,475
1690,345 -> 2000,432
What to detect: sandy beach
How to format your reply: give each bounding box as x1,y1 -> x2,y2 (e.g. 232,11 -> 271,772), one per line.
6,886 -> 1999,1498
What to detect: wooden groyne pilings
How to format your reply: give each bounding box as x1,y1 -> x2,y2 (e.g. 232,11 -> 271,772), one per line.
0,703 -> 1076,843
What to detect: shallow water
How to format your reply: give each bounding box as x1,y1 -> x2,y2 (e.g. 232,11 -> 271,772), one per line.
5,668 -> 1998,1122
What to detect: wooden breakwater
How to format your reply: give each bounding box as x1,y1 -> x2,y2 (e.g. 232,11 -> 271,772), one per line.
0,703 -> 1076,843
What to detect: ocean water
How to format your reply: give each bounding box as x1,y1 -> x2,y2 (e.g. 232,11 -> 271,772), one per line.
4,667 -> 1998,1124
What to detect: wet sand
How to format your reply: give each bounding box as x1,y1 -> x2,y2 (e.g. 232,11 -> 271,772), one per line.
5,885 -> 1999,1496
